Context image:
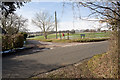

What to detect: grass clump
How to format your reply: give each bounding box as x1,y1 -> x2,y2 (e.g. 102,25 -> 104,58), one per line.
87,52 -> 118,78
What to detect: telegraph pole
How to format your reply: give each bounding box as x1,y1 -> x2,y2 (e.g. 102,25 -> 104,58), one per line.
55,11 -> 57,39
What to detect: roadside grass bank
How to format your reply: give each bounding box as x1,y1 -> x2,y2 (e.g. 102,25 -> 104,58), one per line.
28,37 -> 110,43
33,52 -> 118,78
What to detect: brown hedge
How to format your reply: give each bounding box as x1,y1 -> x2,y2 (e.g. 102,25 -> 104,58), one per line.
2,34 -> 24,51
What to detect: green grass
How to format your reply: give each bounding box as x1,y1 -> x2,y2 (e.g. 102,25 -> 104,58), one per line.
29,32 -> 111,40
28,32 -> 110,43
29,37 -> 110,43
69,32 -> 110,39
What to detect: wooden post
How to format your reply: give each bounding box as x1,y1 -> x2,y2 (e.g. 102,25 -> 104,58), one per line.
59,31 -> 61,39
55,11 -> 57,39
67,30 -> 69,40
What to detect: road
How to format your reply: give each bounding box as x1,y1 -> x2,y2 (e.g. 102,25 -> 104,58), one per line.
2,41 -> 109,78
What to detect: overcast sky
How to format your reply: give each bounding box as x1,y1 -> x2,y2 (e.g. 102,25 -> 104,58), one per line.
15,1 -> 108,32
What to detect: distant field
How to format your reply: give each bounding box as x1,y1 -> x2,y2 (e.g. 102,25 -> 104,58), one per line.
29,32 -> 111,40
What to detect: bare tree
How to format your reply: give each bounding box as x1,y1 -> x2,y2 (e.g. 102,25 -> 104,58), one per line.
63,1 -> 119,78
77,1 -> 120,51
64,1 -> 120,29
94,21 -> 107,32
70,1 -> 120,78
0,13 -> 28,35
32,11 -> 54,39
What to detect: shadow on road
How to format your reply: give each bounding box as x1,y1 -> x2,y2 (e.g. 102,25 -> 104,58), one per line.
2,57 -> 60,78
2,40 -> 58,78
2,40 -> 51,58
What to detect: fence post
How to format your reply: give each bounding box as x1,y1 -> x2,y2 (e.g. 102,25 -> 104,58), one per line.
59,31 -> 61,39
67,30 -> 69,40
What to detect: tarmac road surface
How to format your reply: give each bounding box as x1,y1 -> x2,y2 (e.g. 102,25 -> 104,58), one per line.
2,41 -> 109,78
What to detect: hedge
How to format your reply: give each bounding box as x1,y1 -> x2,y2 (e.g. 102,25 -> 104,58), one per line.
2,34 -> 24,51
20,32 -> 28,40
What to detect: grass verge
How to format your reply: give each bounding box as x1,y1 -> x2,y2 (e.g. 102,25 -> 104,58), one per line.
28,37 -> 110,43
32,52 -> 118,78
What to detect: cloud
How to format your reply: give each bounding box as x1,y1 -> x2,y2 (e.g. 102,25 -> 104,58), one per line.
27,18 -> 108,32
58,19 -> 107,31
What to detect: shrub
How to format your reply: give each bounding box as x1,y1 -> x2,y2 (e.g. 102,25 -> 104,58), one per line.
12,34 -> 24,48
20,32 -> 28,40
2,34 -> 24,51
2,35 -> 13,51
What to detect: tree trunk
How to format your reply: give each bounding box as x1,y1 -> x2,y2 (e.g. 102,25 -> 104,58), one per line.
44,32 -> 47,39
43,24 -> 47,39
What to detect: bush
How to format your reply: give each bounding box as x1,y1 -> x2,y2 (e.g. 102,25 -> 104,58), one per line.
12,34 -> 24,48
2,35 -> 13,51
2,34 -> 24,51
20,32 -> 28,40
